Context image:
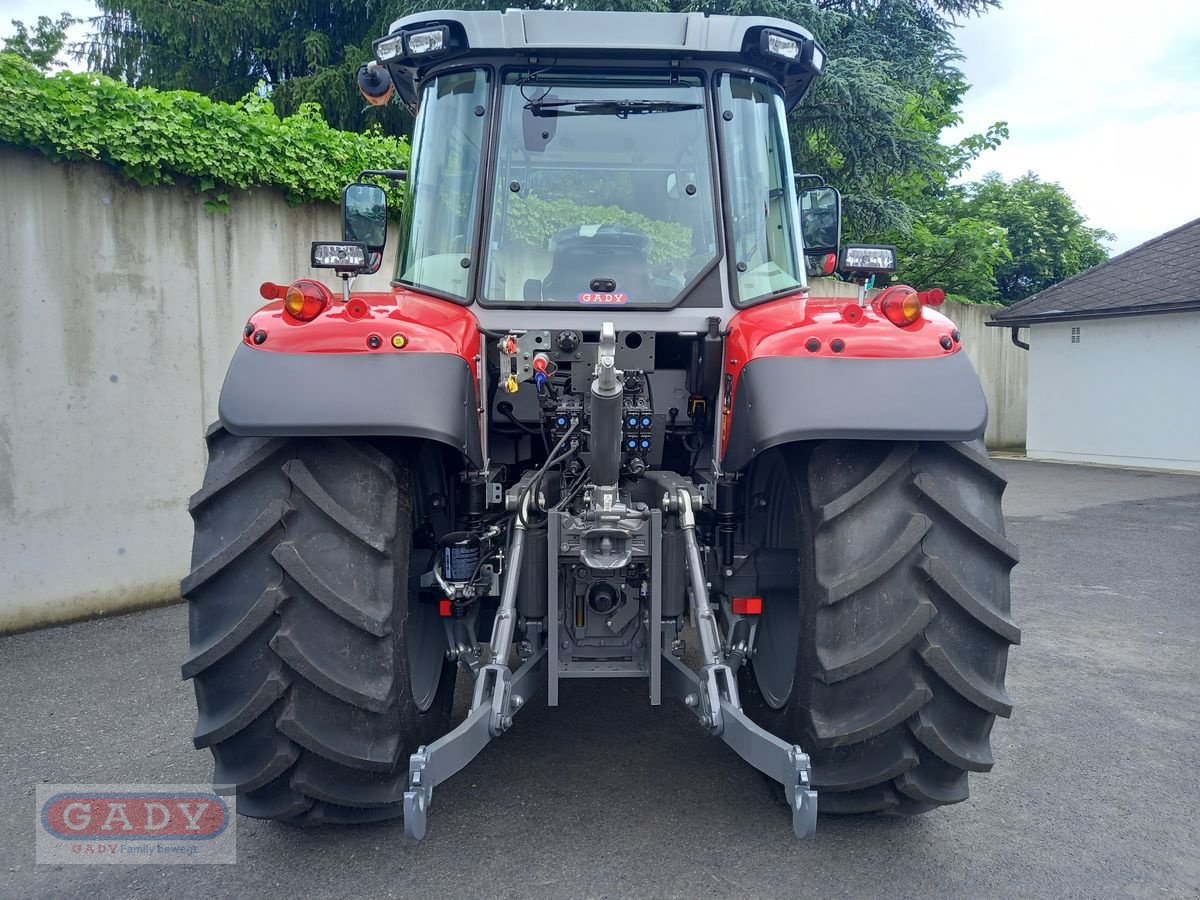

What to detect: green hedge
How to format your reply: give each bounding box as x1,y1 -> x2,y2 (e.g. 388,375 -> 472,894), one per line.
0,53 -> 408,211
506,194 -> 691,265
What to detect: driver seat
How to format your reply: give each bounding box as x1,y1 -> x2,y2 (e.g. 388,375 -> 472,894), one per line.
542,226 -> 652,301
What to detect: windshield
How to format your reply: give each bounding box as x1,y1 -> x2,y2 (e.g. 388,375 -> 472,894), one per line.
483,73 -> 718,306
718,75 -> 805,303
395,69 -> 489,300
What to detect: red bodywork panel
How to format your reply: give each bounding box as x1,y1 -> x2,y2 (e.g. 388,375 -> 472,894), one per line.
720,289 -> 963,454
244,287 -> 480,363
242,282 -> 964,462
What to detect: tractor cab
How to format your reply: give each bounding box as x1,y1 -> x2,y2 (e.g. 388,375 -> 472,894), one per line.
338,9 -> 838,322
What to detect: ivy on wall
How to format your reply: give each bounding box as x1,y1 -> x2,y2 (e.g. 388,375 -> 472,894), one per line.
0,53 -> 409,211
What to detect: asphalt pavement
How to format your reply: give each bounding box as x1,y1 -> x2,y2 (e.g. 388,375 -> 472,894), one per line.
2,459 -> 1198,899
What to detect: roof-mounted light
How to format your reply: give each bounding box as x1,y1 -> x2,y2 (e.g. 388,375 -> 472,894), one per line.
406,26 -> 448,56
374,25 -> 452,64
759,30 -> 827,76
802,40 -> 826,75
375,33 -> 405,62
763,31 -> 801,61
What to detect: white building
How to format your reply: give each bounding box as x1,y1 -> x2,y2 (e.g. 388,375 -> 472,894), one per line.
990,218 -> 1200,473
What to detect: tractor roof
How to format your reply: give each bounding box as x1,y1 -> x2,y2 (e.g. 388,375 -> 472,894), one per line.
377,9 -> 825,112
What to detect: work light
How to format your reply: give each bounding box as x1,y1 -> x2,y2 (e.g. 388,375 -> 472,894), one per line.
764,32 -> 801,60
407,26 -> 448,56
803,41 -> 826,74
310,241 -> 369,270
375,33 -> 405,61
839,244 -> 898,274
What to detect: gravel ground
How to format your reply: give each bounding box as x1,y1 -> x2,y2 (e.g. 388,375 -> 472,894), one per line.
1,459 -> 1198,899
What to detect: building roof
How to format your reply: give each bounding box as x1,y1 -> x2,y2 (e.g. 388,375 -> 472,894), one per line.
989,217 -> 1200,327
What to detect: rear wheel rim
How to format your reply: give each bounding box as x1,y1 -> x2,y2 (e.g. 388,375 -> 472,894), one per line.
407,553 -> 445,712
747,452 -> 801,710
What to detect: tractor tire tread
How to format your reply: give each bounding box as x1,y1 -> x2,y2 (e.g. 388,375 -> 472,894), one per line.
184,425 -> 452,824
744,438 -> 1017,817
181,585 -> 285,679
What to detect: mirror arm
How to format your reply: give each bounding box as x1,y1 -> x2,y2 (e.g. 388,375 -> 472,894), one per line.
793,172 -> 825,192
358,168 -> 408,183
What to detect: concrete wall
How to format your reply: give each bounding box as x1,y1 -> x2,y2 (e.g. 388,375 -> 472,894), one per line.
1027,313 -> 1200,472
0,149 -> 397,633
0,150 -> 1026,632
808,279 -> 1028,448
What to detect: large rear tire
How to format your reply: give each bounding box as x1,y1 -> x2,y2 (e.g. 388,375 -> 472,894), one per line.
182,425 -> 456,824
740,439 -> 1020,814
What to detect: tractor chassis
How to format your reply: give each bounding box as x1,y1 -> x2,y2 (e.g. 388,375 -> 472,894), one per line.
402,487 -> 818,841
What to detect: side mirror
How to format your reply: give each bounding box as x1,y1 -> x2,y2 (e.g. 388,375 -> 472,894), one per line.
342,183 -> 388,252
362,251 -> 383,277
798,185 -> 841,255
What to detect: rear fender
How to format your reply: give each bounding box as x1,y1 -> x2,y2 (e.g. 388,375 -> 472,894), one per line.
219,288 -> 484,467
720,292 -> 986,471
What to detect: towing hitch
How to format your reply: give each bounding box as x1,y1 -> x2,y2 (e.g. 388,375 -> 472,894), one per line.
401,487 -> 817,841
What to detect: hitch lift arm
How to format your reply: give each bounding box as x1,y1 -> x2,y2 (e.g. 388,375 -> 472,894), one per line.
661,487 -> 818,839
403,493 -> 543,840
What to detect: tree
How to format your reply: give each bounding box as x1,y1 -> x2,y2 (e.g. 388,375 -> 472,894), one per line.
77,0 -> 997,147
763,0 -> 1002,236
894,203 -> 1013,301
75,0 -> 1107,301
889,171 -> 1112,303
964,172 -> 1113,303
3,12 -> 77,72
78,0 -> 405,132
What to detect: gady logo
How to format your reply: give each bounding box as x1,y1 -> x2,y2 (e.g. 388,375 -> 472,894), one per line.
578,292 -> 628,305
36,785 -> 236,865
41,792 -> 229,839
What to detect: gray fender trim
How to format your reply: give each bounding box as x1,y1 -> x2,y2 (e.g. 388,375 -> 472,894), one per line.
722,353 -> 987,471
218,344 -> 483,467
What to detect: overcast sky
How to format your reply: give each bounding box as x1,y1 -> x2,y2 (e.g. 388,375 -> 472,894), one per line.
944,0 -> 1200,252
3,0 -> 1197,253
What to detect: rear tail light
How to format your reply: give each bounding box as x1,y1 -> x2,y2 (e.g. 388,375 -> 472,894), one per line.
283,279 -> 332,322
919,288 -> 946,306
875,285 -> 922,327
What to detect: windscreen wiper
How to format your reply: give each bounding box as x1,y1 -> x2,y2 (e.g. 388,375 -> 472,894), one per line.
525,98 -> 703,118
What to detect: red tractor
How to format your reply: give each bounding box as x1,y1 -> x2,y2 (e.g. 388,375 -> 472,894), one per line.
183,9 -> 1018,839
